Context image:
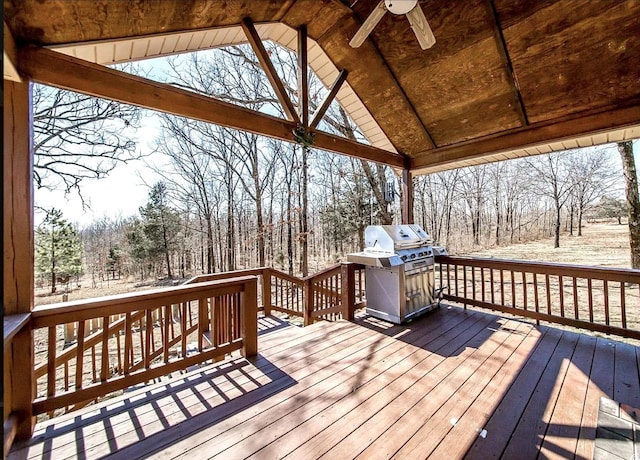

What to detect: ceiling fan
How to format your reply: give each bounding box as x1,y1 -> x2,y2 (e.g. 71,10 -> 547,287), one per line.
349,0 -> 436,50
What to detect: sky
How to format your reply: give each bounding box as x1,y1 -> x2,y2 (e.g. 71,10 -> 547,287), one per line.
34,111 -> 163,227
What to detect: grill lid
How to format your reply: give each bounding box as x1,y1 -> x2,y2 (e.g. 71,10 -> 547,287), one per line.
364,225 -> 432,252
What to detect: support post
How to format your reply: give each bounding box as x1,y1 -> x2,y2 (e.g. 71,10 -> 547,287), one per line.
401,169 -> 414,224
261,268 -> 272,315
3,79 -> 35,439
341,263 -> 356,321
303,279 -> 312,326
241,278 -> 258,358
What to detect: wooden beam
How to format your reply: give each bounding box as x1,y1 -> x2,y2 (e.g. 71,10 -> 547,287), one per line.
484,0 -> 528,127
3,80 -> 35,440
401,169 -> 414,224
19,46 -> 406,168
3,22 -> 21,82
297,24 -> 309,127
240,18 -> 299,123
310,69 -> 348,130
411,103 -> 640,172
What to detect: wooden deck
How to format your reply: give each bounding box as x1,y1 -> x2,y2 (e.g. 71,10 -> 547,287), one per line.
10,306 -> 640,460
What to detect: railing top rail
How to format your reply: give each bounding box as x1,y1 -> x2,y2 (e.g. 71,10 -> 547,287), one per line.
269,268 -> 306,285
32,276 -> 257,321
436,255 -> 640,281
306,263 -> 342,283
4,313 -> 31,348
183,268 -> 266,285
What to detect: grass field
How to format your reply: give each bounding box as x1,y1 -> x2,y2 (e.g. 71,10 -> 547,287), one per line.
466,222 -> 632,268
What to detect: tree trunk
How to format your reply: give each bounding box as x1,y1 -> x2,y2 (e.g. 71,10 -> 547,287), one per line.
618,141 -> 640,268
554,198 -> 561,248
577,205 -> 583,237
569,201 -> 574,236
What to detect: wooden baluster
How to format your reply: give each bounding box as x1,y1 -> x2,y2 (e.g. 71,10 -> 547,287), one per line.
545,274 -> 551,315
91,346 -> 97,383
116,329 -> 122,374
490,269 -> 495,304
454,264 -> 459,298
522,272 -> 527,311
573,277 -> 579,320
462,266 -> 467,309
181,302 -> 187,358
75,321 -> 85,389
587,279 -> 594,323
47,326 -> 57,418
603,280 -> 610,326
471,267 -> 476,301
124,313 -> 132,374
212,296 -> 220,348
510,270 -> 516,308
559,275 -> 565,317
442,263 -> 448,299
145,310 -> 153,369
163,305 -> 170,363
101,316 -> 110,381
229,295 -> 233,342
151,308 -> 162,353
138,318 -> 145,365
170,304 -> 176,341
620,282 -> 626,329
64,361 -> 69,393
198,298 -> 206,352
533,273 -> 540,325
188,300 -> 194,328
278,278 -> 282,310
480,268 -> 485,303
500,270 -> 505,306
235,293 -> 241,339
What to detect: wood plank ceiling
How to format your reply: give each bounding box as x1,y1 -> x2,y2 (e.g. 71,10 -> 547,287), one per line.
4,0 -> 640,174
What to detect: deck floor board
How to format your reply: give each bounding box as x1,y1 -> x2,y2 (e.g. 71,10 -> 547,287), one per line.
9,307 -> 640,460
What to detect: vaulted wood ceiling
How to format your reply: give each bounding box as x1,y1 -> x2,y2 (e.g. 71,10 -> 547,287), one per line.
4,0 -> 640,174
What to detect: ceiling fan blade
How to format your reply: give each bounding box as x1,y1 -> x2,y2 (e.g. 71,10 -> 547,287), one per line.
406,4 -> 436,49
349,1 -> 387,48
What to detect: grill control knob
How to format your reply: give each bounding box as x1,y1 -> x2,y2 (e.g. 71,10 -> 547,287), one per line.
410,254 -> 416,259
401,255 -> 408,261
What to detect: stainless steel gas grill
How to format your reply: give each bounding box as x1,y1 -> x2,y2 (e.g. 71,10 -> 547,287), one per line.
347,224 -> 440,324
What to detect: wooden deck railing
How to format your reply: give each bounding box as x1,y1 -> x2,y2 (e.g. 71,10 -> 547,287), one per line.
183,264 -> 366,324
29,264 -> 366,422
266,263 -> 365,325
30,276 -> 258,417
436,255 -> 640,340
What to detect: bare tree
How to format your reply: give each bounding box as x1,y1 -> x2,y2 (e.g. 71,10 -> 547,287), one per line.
526,153 -> 575,248
568,149 -> 616,236
33,84 -> 141,201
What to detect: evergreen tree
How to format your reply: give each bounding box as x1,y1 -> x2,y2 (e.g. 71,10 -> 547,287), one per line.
125,217 -> 152,281
35,208 -> 83,293
138,182 -> 181,279
106,245 -> 122,279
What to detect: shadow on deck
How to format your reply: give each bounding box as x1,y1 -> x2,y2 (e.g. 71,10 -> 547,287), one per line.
9,308 -> 640,459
